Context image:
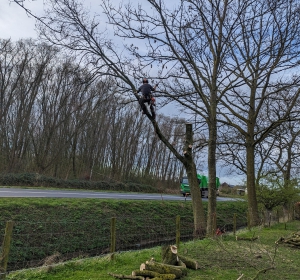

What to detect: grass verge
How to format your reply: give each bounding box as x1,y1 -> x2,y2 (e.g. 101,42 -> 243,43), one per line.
0,197 -> 248,272
6,221 -> 300,280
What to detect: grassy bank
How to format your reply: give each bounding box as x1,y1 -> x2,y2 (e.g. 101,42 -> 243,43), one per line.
6,221 -> 300,280
0,198 -> 248,272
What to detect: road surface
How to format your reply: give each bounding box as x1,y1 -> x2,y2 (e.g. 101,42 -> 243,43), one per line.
0,187 -> 240,201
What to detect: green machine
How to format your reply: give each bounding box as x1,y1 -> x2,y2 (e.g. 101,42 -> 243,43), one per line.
180,174 -> 220,198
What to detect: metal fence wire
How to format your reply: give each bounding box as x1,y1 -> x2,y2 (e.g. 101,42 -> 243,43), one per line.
0,208 -> 294,274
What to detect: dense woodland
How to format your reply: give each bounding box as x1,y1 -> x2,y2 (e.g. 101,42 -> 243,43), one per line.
1,37 -> 300,190
0,39 -> 194,187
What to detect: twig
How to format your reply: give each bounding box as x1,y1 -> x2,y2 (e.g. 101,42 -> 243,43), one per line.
252,267 -> 275,280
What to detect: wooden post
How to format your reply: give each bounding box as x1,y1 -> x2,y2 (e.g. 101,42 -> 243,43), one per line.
0,221 -> 14,280
110,217 -> 116,260
247,211 -> 251,230
233,213 -> 237,236
291,205 -> 295,221
176,215 -> 180,249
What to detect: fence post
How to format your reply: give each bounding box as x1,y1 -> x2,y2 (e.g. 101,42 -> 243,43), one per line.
0,221 -> 14,280
268,212 -> 272,227
247,211 -> 251,230
176,215 -> 181,249
110,217 -> 116,260
261,210 -> 265,226
233,213 -> 237,236
291,205 -> 295,221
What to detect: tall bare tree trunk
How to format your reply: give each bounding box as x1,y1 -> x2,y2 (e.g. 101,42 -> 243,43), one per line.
184,123 -> 206,237
246,140 -> 259,226
207,122 -> 217,236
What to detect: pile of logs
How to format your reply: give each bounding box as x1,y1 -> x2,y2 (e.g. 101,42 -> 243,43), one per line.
109,245 -> 199,280
276,231 -> 300,248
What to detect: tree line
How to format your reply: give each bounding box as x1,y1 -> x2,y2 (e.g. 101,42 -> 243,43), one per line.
0,38 -> 191,187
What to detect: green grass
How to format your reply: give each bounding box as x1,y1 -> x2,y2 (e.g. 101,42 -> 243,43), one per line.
6,221 -> 300,280
0,197 -> 249,272
3,196 -> 293,279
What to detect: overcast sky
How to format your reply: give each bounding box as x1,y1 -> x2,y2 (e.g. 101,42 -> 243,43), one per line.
0,1 -> 43,40
0,0 -> 152,41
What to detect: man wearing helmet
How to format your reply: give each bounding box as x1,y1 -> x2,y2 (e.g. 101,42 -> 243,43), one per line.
136,78 -> 158,119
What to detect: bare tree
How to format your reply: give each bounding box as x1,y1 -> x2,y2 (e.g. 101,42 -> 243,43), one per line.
0,39 -> 55,171
29,57 -> 99,175
100,0 -> 250,234
256,92 -> 300,186
12,0 -> 208,235
218,0 -> 300,225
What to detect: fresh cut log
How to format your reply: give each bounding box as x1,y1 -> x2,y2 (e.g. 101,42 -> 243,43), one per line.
161,245 -> 178,265
140,260 -> 187,278
132,269 -> 176,280
177,254 -> 199,270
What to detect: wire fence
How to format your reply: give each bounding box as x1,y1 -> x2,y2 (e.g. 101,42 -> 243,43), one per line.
0,207 -> 295,277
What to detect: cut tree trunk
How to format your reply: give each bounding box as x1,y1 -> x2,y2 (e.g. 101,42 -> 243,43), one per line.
151,276 -> 176,280
162,245 -> 178,265
108,273 -> 144,279
132,269 -> 161,278
132,270 -> 176,280
177,259 -> 186,268
140,260 -> 187,278
109,245 -> 200,279
161,244 -> 199,270
276,233 -> 300,247
177,255 -> 199,270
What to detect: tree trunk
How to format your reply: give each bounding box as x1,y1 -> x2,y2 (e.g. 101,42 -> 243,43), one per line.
246,140 -> 260,226
177,255 -> 199,270
161,245 -> 199,270
161,245 -> 178,265
184,123 -> 206,237
140,260 -> 187,278
207,121 -> 217,236
132,270 -> 176,280
108,273 -> 143,280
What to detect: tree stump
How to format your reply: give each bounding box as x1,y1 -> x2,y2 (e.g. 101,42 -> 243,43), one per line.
161,244 -> 199,270
162,245 -> 178,265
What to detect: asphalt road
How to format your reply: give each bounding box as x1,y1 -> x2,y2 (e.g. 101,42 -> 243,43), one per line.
0,187 -> 239,201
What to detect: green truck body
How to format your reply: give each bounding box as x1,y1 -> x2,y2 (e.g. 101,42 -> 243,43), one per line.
180,174 -> 220,198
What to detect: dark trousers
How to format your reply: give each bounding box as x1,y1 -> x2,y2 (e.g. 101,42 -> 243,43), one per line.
139,96 -> 155,118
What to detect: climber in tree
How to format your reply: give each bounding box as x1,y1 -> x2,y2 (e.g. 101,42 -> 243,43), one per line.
136,78 -> 158,119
